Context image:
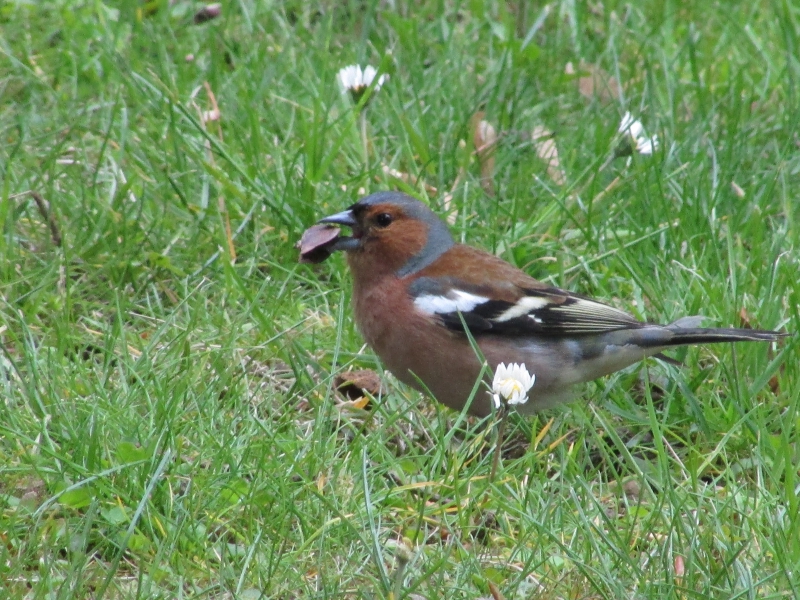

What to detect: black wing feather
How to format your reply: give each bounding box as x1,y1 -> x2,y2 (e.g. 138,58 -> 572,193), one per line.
409,277 -> 644,337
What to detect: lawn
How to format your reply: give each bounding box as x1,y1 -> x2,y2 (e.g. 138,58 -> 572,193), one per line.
1,1 -> 798,598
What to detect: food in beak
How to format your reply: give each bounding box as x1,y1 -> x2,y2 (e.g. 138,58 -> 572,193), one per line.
297,224 -> 343,263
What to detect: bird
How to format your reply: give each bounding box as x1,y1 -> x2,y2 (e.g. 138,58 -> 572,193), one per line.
315,191 -> 788,417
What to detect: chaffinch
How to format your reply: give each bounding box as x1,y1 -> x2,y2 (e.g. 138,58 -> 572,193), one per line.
314,191 -> 787,417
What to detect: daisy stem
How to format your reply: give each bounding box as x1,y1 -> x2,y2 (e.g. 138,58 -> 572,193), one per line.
598,153 -> 615,172
359,110 -> 369,167
490,409 -> 508,483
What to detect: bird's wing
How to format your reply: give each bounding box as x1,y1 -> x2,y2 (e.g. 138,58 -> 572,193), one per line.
408,259 -> 644,337
409,244 -> 646,336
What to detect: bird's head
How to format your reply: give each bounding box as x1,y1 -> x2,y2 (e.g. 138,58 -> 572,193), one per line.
319,191 -> 454,277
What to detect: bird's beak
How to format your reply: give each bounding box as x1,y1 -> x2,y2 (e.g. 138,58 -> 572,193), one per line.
318,209 -> 361,252
319,209 -> 357,227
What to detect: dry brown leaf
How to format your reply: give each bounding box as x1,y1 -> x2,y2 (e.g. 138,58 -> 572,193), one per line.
606,478 -> 648,507
380,164 -> 438,194
488,581 -> 507,600
674,554 -> 685,579
15,476 -> 47,505
739,308 -> 753,329
441,166 -> 466,225
566,61 -> 621,103
531,125 -> 565,185
471,111 -> 497,196
767,342 -> 783,396
202,81 -> 222,126
202,108 -> 221,122
335,369 -> 384,401
441,192 -> 457,224
770,371 -> 781,395
194,3 -> 221,24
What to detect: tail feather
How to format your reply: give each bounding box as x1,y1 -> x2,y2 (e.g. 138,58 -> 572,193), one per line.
663,324 -> 788,347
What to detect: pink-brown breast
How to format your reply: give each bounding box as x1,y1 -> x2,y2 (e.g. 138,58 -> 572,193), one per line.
350,271 -> 493,414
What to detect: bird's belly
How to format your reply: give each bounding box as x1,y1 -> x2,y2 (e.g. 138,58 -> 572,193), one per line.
353,284 -> 488,412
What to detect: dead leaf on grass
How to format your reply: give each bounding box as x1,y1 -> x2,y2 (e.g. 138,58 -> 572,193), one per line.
472,111 -> 498,196
380,164 -> 438,195
194,3 -> 221,24
769,371 -> 781,395
674,554 -> 686,579
203,108 -> 221,122
16,476 -> 47,505
334,369 -> 384,402
488,581 -> 507,600
441,165 -> 466,225
566,60 -> 621,103
201,81 -> 222,124
531,126 -> 565,185
739,308 -> 753,329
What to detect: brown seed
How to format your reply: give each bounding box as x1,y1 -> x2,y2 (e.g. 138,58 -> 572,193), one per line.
297,224 -> 341,264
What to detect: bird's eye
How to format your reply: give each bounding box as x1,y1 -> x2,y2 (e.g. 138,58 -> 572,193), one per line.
375,213 -> 393,228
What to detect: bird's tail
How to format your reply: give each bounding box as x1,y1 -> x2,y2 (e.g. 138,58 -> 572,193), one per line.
662,316 -> 788,347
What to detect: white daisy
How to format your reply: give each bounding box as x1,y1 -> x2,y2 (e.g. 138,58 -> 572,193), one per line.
637,135 -> 658,155
618,111 -> 659,155
492,363 -> 535,407
337,64 -> 387,103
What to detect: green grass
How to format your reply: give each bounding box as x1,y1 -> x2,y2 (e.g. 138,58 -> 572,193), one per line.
1,1 -> 798,598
